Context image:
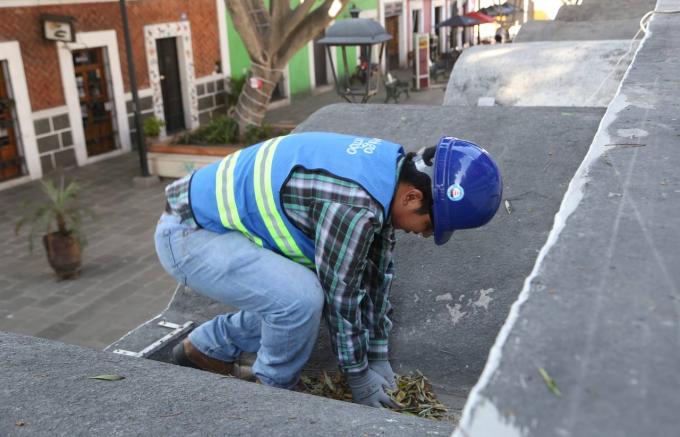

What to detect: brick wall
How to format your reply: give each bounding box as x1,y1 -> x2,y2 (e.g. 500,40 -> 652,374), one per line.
0,0 -> 220,111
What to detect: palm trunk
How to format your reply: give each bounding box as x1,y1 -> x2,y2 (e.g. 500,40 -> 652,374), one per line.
56,213 -> 68,235
232,62 -> 283,132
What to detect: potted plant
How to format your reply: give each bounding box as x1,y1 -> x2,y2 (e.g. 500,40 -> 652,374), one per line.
15,177 -> 94,280
143,115 -> 165,145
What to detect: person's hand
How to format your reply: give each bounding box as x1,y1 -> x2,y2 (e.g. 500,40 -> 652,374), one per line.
347,369 -> 399,408
369,360 -> 396,390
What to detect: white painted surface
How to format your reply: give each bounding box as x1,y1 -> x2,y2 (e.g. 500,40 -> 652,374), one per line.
616,128 -> 649,138
194,74 -> 224,86
58,30 -> 131,166
31,106 -> 68,120
144,22 -> 199,136
0,41 -> 40,185
123,88 -> 154,101
307,40 -> 317,90
216,0 -> 231,78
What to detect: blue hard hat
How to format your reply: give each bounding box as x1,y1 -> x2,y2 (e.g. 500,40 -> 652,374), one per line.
430,137 -> 503,245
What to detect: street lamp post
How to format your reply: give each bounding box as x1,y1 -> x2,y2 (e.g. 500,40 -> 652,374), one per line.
318,7 -> 392,104
119,0 -> 149,177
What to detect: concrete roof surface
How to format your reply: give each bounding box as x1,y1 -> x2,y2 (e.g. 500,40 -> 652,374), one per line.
514,19 -> 644,42
443,40 -> 634,107
0,332 -> 452,436
454,4 -> 680,436
109,105 -> 604,419
555,0 -> 657,21
3,2 -> 677,436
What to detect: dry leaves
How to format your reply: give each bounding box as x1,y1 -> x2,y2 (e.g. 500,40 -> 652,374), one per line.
299,371 -> 352,401
299,370 -> 448,420
389,371 -> 448,420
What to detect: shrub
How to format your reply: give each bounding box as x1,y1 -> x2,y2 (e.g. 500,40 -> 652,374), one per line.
243,124 -> 274,145
180,115 -> 239,145
15,177 -> 95,251
142,116 -> 164,138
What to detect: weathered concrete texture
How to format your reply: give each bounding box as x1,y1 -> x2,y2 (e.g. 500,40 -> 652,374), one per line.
514,19 -> 643,42
515,0 -> 656,43
455,5 -> 680,437
112,105 -> 604,415
295,105 -> 603,403
555,0 -> 657,21
443,40 -> 635,107
0,332 -> 451,436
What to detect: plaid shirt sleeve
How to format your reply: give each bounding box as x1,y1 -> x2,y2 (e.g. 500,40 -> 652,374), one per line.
362,226 -> 396,362
309,200 -> 395,375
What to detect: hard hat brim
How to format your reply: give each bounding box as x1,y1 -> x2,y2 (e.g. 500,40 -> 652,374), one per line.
434,229 -> 453,246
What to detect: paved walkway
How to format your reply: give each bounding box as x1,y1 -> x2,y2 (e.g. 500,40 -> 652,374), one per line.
266,70 -> 446,125
0,156 -> 176,350
0,78 -> 446,351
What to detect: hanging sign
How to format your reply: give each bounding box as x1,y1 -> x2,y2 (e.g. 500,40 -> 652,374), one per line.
41,15 -> 76,43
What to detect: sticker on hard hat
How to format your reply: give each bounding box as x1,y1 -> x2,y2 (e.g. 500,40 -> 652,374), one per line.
446,184 -> 465,201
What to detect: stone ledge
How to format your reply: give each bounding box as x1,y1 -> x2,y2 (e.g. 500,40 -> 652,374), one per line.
0,331 -> 451,436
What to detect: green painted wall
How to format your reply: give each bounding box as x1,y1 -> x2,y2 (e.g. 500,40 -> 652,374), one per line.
289,45 -> 311,95
226,1 -> 379,96
226,11 -> 251,79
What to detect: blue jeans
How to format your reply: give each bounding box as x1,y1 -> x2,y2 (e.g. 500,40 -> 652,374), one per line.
154,213 -> 324,388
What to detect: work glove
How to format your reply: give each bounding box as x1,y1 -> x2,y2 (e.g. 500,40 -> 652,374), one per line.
369,360 -> 397,390
347,368 -> 399,409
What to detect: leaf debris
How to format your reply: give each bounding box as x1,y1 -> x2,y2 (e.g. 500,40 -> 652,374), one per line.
538,367 -> 562,397
299,370 -> 448,420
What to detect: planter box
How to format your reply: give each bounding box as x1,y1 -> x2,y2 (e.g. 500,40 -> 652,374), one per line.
147,144 -> 241,178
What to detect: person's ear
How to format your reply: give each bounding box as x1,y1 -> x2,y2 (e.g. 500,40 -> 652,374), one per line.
404,188 -> 424,206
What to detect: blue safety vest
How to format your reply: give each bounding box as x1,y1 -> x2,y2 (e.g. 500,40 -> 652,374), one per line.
189,132 -> 404,268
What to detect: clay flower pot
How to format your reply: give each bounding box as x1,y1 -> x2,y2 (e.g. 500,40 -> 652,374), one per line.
42,231 -> 82,280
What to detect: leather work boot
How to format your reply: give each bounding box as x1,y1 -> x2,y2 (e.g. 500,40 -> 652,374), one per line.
172,338 -> 234,376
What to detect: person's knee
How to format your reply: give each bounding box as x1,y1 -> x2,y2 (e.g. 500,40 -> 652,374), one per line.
292,283 -> 324,321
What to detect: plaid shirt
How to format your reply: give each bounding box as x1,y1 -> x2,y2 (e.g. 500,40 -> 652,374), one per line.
165,161 -> 401,375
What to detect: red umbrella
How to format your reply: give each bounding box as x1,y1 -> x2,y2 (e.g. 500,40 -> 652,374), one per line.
463,11 -> 496,44
464,11 -> 496,24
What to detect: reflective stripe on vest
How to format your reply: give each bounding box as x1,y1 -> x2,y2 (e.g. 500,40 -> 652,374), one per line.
253,137 -> 314,268
215,150 -> 263,246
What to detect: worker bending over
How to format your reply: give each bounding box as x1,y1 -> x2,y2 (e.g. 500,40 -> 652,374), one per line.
155,132 -> 502,408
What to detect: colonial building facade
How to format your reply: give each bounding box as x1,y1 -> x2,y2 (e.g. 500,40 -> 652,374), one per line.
0,0 -> 491,189
0,0 -> 226,189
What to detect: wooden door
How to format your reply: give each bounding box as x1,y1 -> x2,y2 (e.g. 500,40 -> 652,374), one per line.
385,16 -> 400,70
156,37 -> 185,134
0,64 -> 22,181
73,48 -> 116,157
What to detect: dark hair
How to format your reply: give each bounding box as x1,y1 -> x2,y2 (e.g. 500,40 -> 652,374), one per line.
399,147 -> 436,216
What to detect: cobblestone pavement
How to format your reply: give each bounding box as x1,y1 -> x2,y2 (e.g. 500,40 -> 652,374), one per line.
0,76 -> 446,351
